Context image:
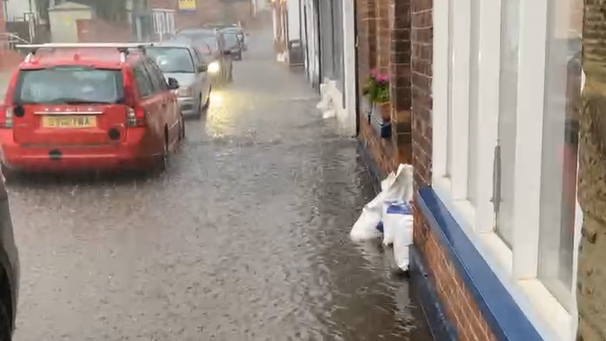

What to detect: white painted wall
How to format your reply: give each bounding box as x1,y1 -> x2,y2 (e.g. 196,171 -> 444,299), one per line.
341,0 -> 357,135
316,0 -> 356,136
286,0 -> 300,41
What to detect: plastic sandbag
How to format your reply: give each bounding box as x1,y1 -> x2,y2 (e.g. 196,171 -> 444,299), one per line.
382,199 -> 403,246
387,202 -> 414,271
349,191 -> 385,242
350,164 -> 414,242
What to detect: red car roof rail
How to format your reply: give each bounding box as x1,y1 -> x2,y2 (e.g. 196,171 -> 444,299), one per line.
15,43 -> 152,63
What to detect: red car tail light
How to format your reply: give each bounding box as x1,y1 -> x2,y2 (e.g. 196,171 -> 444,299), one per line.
0,106 -> 13,129
127,107 -> 147,127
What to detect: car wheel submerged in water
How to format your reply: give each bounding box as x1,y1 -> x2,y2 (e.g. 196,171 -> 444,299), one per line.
202,90 -> 211,110
156,131 -> 170,173
0,296 -> 12,341
0,165 -> 17,185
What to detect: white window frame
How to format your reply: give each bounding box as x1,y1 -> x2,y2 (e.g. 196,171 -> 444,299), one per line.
431,0 -> 581,340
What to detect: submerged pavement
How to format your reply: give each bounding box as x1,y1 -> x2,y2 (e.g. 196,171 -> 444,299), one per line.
10,27 -> 433,340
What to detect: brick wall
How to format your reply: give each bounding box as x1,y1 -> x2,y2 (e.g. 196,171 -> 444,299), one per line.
150,0 -> 253,30
76,19 -> 133,42
410,1 -> 500,341
389,0 -> 412,166
413,212 -> 499,341
356,0 -> 374,86
410,0 -> 432,186
356,0 -> 412,175
376,0 -> 390,76
360,114 -> 399,175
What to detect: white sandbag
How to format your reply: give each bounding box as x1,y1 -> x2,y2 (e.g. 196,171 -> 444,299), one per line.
349,192 -> 385,242
350,163 -> 414,242
382,199 -> 400,246
383,201 -> 414,270
394,245 -> 411,271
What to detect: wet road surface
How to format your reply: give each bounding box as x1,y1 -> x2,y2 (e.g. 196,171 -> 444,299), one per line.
11,27 -> 434,340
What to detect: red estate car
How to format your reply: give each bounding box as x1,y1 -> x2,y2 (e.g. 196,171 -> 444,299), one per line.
0,43 -> 185,178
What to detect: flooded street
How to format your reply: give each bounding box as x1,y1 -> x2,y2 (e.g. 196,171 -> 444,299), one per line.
10,27 -> 433,341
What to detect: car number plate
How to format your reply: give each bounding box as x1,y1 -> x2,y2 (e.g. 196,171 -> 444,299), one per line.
42,116 -> 96,129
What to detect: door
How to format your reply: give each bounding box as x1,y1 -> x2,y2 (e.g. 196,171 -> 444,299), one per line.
312,0 -> 322,89
143,60 -> 179,145
192,48 -> 210,102
133,62 -> 163,148
302,2 -> 310,81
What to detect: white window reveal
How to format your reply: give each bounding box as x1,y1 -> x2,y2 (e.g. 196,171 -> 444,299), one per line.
431,0 -> 583,340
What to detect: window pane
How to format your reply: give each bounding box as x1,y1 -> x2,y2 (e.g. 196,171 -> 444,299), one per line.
537,0 -> 582,311
496,0 -> 519,247
467,0 -> 481,204
146,47 -> 196,74
15,67 -> 124,104
446,1 -> 454,177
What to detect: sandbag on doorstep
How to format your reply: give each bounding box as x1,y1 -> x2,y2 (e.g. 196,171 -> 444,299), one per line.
384,201 -> 414,271
349,164 -> 413,242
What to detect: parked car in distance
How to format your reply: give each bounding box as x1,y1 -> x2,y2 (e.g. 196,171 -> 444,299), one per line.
175,29 -> 233,85
222,30 -> 243,61
222,27 -> 247,51
0,179 -> 19,340
1,43 -> 185,178
145,42 -> 211,119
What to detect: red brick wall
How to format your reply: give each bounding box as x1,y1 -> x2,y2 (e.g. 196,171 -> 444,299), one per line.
360,114 -> 399,175
410,1 -> 500,341
150,0 -> 253,30
410,0 -> 432,186
389,0 -> 412,165
376,0 -> 390,76
413,212 -> 499,341
76,19 -> 133,42
356,0 -> 412,175
356,0 -> 372,86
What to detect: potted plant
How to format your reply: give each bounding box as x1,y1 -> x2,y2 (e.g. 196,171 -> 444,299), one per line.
372,73 -> 391,122
363,70 -> 391,122
361,70 -> 376,118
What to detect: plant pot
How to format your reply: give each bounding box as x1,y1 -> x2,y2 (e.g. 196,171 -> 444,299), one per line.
373,102 -> 391,122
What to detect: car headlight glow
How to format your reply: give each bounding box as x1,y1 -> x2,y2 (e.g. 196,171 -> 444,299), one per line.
208,62 -> 220,74
178,87 -> 192,97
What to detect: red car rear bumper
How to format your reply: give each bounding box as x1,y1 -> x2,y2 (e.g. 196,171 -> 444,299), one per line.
0,130 -> 160,173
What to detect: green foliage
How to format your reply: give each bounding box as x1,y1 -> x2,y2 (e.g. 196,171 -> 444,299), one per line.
363,69 -> 390,103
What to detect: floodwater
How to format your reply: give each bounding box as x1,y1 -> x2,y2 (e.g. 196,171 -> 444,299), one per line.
9,25 -> 434,341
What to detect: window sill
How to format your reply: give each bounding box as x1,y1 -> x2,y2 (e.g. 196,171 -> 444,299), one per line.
518,279 -> 573,341
429,171 -> 575,339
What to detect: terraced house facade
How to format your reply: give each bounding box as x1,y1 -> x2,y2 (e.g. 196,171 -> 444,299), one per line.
352,0 -> 589,340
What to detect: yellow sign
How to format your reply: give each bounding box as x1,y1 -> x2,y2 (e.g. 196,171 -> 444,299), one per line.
178,0 -> 197,11
42,116 -> 96,129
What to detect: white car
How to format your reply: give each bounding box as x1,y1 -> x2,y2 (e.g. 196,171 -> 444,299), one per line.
146,42 -> 212,119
